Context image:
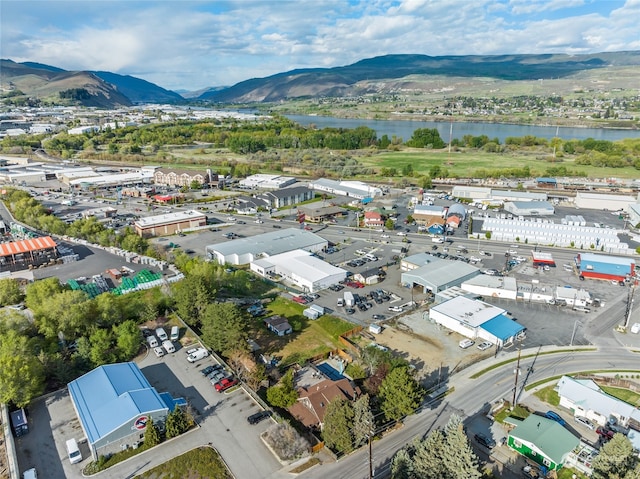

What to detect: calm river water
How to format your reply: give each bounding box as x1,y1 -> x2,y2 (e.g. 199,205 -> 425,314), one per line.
284,114 -> 640,143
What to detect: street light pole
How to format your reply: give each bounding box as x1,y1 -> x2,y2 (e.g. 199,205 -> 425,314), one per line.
368,433 -> 373,479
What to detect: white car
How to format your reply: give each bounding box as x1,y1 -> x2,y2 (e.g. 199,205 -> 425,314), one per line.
397,232 -> 407,236
388,305 -> 403,312
574,416 -> 595,430
459,339 -> 475,349
153,347 -> 165,358
631,323 -> 640,334
477,341 -> 493,351
470,256 -> 481,263
381,234 -> 390,238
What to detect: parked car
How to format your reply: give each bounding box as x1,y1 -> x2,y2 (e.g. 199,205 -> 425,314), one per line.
372,314 -> 385,320
544,410 -> 566,426
474,433 -> 496,449
187,348 -> 209,363
155,327 -> 168,341
459,339 -> 475,349
574,416 -> 595,430
215,377 -> 239,392
388,305 -> 403,312
247,410 -> 271,425
153,347 -> 165,358
201,364 -> 222,376
477,341 -> 493,351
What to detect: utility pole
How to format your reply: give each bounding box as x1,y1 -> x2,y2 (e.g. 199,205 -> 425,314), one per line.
368,432 -> 373,479
512,344 -> 522,408
623,281 -> 636,330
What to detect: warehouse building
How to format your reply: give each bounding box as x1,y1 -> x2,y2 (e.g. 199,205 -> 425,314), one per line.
575,192 -> 637,212
461,275 -> 518,300
492,190 -> 547,202
452,186 -> 491,200
504,201 -> 555,216
68,362 -> 185,460
413,205 -> 446,224
206,228 -> 327,266
259,186 -> 314,208
134,210 -> 207,237
427,296 -> 525,347
250,249 -> 346,293
481,217 -> 629,253
400,254 -> 480,293
575,253 -> 635,282
70,170 -> 154,188
239,174 -> 297,189
629,203 -> 640,229
309,178 -> 382,199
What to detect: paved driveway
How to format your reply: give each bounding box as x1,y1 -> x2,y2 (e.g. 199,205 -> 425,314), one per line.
15,346 -> 282,479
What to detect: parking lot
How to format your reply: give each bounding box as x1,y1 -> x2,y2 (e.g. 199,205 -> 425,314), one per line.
15,341 -> 281,479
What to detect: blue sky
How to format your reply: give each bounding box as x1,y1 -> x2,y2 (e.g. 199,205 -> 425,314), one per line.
1,0 -> 638,91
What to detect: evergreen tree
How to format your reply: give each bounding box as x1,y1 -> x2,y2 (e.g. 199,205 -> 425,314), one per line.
391,447 -> 413,479
322,398 -> 355,453
442,415 -> 482,479
378,366 -> 424,421
165,407 -> 191,438
266,369 -> 298,408
412,429 -> 447,479
352,394 -> 374,448
143,418 -> 161,447
591,434 -> 639,479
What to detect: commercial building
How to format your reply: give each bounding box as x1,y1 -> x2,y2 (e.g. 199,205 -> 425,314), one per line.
0,236 -> 57,267
298,205 -> 346,223
309,178 -> 382,199
401,254 -> 480,293
238,174 -> 296,189
531,251 -> 555,267
68,362 -> 185,460
259,186 -> 314,208
575,192 -> 637,212
70,170 -> 154,188
481,217 -> 629,253
507,415 -> 580,472
627,203 -> 640,228
575,253 -> 635,282
427,296 -> 525,347
451,185 -> 492,200
492,190 -> 547,202
461,275 -> 518,300
504,201 -> 555,216
250,249 -> 346,293
153,168 -> 215,187
413,205 -> 446,225
555,287 -> 591,307
363,211 -> 384,227
206,228 -> 327,266
134,210 -> 207,237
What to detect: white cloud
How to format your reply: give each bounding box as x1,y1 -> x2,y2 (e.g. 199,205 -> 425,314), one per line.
1,0 -> 637,90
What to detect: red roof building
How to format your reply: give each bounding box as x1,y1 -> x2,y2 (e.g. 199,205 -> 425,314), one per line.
288,378 -> 360,429
364,211 -> 384,227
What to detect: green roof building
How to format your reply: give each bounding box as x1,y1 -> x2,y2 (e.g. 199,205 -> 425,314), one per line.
507,415 -> 580,471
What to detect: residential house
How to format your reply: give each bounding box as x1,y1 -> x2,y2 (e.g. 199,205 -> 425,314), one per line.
507,415 -> 580,471
264,315 -> 292,336
288,378 -> 360,429
556,375 -> 640,428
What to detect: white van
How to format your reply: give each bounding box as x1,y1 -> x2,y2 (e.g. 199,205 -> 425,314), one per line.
162,340 -> 176,354
155,327 -> 168,341
66,438 -> 82,464
146,335 -> 158,348
170,326 -> 180,341
187,348 -> 209,363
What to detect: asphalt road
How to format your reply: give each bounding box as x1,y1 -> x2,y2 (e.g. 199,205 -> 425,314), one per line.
289,347 -> 640,479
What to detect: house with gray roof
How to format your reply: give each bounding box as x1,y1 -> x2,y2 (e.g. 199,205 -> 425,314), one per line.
556,375 -> 640,428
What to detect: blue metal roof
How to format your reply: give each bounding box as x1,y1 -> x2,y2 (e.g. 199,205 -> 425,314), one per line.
481,314 -> 525,340
68,362 -> 168,445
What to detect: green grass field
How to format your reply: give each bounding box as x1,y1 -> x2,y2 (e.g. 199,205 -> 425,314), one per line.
533,385 -> 561,406
255,297 -> 355,366
135,446 -> 231,478
359,149 -> 640,180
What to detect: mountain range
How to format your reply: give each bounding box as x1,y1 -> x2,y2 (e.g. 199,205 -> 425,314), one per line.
2,51 -> 639,108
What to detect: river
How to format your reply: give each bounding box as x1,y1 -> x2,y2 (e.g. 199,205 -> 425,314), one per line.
284,114 -> 640,143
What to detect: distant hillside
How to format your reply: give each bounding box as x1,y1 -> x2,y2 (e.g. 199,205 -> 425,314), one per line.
92,71 -> 183,103
200,51 -> 640,103
0,60 -> 183,106
0,59 -> 132,108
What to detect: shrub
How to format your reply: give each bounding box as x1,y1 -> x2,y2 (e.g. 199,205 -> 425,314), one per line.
263,422 -> 310,461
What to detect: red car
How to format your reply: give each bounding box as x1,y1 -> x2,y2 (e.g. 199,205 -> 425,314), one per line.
292,296 -> 308,304
215,378 -> 239,392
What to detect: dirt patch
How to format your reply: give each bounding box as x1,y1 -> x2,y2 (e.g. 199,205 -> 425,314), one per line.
374,316 -> 492,388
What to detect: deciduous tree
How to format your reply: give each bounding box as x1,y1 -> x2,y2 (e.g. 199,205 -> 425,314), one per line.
0,278 -> 23,306
266,369 -> 298,408
0,330 -> 44,407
